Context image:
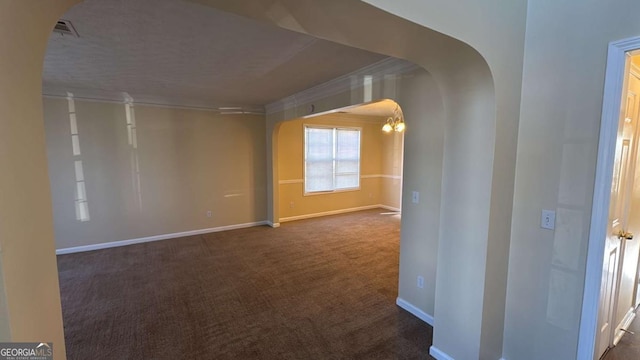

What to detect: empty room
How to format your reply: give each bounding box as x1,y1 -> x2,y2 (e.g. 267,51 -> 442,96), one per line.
5,1 -> 640,360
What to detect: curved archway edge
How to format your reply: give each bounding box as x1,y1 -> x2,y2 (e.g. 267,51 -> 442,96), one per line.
0,1 -> 81,359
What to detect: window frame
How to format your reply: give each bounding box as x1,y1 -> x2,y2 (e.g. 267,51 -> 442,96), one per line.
303,124 -> 362,195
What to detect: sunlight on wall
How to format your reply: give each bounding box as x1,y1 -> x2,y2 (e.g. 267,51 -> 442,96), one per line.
277,112 -> 402,220
67,93 -> 90,222
363,75 -> 373,103
125,95 -> 143,210
44,97 -> 267,250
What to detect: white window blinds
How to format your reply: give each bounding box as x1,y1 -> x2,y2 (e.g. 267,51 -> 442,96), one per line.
305,126 -> 361,193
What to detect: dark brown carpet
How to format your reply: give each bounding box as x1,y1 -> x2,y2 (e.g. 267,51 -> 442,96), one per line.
57,209 -> 434,359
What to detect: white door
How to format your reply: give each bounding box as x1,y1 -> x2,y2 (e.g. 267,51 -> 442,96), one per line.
614,66 -> 640,340
597,57 -> 639,359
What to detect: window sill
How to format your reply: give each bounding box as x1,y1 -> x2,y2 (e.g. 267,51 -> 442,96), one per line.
303,187 -> 361,196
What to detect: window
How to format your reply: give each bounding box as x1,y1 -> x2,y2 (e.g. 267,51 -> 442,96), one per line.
304,126 -> 361,193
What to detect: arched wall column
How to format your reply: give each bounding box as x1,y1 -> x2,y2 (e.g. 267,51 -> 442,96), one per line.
0,1 -> 82,359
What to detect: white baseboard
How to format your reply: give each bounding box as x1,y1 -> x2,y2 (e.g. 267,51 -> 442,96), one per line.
56,221 -> 269,255
430,346 -> 506,360
429,346 -> 455,360
279,204 -> 397,223
395,297 -> 434,325
379,205 -> 401,212
266,221 -> 281,228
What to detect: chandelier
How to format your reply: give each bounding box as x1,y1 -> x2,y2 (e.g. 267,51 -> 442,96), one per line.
382,105 -> 405,133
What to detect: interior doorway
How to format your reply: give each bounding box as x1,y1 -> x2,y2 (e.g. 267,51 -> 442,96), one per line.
596,52 -> 640,359
580,38 -> 640,360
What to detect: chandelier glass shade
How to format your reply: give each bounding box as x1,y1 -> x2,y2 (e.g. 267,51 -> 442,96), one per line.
382,105 -> 405,133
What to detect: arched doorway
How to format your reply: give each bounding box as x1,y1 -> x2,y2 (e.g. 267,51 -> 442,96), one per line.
1,1 -> 510,359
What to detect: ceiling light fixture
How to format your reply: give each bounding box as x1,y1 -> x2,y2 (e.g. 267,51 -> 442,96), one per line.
382,105 -> 405,133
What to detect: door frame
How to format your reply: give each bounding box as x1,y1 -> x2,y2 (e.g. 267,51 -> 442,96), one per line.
579,35 -> 640,360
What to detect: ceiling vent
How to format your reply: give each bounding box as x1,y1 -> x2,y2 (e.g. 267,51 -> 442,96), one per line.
53,19 -> 78,37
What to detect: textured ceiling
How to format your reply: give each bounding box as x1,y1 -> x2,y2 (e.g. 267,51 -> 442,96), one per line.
43,0 -> 388,107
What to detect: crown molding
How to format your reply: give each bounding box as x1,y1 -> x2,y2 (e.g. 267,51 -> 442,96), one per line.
265,57 -> 420,115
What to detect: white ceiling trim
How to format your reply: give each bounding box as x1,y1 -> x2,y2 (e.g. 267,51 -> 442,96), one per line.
265,57 -> 420,115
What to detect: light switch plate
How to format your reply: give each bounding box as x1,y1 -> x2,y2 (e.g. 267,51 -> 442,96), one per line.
541,209 -> 556,230
412,191 -> 420,204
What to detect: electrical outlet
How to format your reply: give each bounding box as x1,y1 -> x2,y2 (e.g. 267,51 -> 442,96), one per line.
412,191 -> 420,204
541,209 -> 555,230
206,210 -> 212,218
417,275 -> 424,289
290,201 -> 294,208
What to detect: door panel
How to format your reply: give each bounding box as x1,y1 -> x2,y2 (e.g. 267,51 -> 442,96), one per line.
599,245 -> 619,355
615,70 -> 640,337
596,58 -> 639,359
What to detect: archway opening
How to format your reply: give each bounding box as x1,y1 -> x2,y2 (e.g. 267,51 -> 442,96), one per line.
275,99 -> 404,223
0,1 -> 503,359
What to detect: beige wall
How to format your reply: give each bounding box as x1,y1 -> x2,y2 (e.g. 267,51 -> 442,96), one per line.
504,1 -> 640,360
277,113 -> 401,220
395,69 -> 445,324
0,257 -> 9,340
43,97 -> 267,250
380,129 -> 403,209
